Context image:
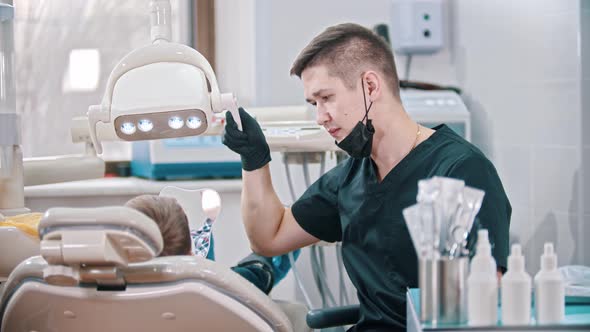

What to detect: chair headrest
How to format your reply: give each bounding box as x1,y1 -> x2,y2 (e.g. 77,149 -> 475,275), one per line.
38,206 -> 163,285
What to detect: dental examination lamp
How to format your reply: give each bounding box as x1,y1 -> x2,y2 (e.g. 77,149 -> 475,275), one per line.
87,0 -> 241,156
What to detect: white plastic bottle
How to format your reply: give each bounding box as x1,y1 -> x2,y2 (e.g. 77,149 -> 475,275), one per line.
501,244 -> 531,325
534,242 -> 564,324
467,229 -> 498,326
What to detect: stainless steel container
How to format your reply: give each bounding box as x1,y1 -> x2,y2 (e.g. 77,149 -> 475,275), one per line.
419,256 -> 469,325
438,256 -> 469,324
419,258 -> 440,323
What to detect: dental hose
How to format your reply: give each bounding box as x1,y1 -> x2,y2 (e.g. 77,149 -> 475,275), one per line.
310,245 -> 327,307
304,155 -> 336,306
311,245 -> 339,307
316,245 -> 338,306
319,152 -> 326,177
284,152 -> 315,309
283,154 -> 298,204
302,153 -> 311,188
283,151 -> 345,308
288,250 -> 315,310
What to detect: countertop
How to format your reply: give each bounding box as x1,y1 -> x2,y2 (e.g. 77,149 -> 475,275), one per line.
24,177 -> 243,198
406,288 -> 590,331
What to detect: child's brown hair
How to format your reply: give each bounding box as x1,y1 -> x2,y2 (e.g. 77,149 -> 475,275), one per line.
125,195 -> 191,256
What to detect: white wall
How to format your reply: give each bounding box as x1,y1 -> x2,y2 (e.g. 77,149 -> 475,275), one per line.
215,0 -> 589,305
452,0 -> 587,274
215,0 -> 460,105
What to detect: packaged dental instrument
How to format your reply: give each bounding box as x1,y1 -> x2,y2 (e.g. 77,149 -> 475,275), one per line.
402,204 -> 428,259
409,176 -> 484,259
534,242 -> 565,324
415,176 -> 464,258
501,244 -> 531,325
467,229 -> 498,326
559,265 -> 590,302
446,186 -> 484,258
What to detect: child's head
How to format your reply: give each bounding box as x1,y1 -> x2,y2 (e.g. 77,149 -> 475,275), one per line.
125,195 -> 191,256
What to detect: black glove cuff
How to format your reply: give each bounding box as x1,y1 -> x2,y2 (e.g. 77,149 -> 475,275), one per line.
241,149 -> 272,171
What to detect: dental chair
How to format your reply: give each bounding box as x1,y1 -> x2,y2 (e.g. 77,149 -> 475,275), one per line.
0,206 -> 309,332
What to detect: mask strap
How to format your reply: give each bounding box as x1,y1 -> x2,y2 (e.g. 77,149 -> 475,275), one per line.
361,79 -> 373,123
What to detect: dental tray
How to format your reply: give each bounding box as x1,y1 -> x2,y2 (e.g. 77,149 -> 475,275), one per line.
261,121 -> 339,153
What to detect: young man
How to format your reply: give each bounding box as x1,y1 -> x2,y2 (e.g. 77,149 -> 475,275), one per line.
223,23 -> 511,331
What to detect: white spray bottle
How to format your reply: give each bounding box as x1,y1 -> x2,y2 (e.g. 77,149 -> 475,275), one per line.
501,244 -> 531,325
534,243 -> 564,324
467,229 -> 498,326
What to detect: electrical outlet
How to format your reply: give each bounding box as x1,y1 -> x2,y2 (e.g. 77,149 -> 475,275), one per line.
390,0 -> 444,55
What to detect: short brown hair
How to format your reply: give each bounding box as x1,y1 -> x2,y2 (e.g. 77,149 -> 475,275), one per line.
290,23 -> 400,99
125,195 -> 191,256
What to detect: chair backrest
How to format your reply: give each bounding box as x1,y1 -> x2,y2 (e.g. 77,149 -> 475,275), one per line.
0,206 -> 293,332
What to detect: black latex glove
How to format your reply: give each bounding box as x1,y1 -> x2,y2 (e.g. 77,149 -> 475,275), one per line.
222,107 -> 271,171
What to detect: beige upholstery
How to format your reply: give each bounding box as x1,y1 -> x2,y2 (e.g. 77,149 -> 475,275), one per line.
0,255 -> 299,332
0,226 -> 38,282
275,300 -> 311,332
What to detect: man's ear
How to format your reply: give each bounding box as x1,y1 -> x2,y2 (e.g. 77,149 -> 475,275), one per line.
363,71 -> 382,101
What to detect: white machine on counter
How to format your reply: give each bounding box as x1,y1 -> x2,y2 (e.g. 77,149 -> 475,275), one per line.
131,135 -> 242,180
402,90 -> 470,141
257,89 -> 470,150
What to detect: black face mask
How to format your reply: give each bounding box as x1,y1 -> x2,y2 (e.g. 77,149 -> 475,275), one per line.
336,79 -> 375,159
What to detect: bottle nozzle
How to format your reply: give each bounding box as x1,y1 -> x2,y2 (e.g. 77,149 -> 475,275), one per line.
511,244 -> 522,256
508,243 -> 525,272
544,243 -> 554,255
541,242 -> 557,271
476,229 -> 492,254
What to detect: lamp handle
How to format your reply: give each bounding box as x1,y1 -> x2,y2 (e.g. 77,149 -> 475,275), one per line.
220,93 -> 242,131
87,105 -> 110,155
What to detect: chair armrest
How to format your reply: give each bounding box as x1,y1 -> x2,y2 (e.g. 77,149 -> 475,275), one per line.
306,305 -> 360,329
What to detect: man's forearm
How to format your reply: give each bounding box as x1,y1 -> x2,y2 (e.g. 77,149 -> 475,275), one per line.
241,164 -> 286,253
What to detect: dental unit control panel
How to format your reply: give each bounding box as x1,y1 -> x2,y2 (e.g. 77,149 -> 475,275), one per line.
258,90 -> 471,151
261,121 -> 339,153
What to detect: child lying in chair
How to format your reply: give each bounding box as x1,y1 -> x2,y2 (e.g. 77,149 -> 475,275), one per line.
125,195 -> 299,294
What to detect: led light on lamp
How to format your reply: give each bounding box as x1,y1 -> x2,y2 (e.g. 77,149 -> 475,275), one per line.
120,122 -> 136,135
186,116 -> 202,129
168,116 -> 184,129
138,119 -> 154,132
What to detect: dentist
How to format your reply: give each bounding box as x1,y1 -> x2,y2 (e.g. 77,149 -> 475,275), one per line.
223,23 -> 510,331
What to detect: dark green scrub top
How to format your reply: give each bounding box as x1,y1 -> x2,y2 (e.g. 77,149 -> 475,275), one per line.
291,125 -> 511,331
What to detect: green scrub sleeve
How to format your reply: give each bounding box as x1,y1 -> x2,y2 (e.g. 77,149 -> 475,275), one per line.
291,168 -> 343,243
448,154 -> 512,269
